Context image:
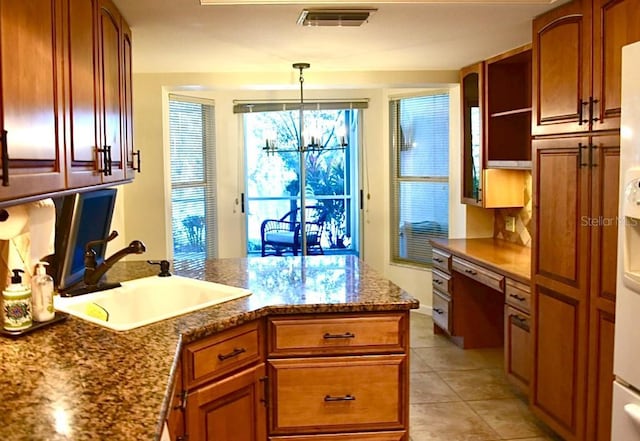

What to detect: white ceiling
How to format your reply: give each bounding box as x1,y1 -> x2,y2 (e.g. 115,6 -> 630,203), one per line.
114,0 -> 565,75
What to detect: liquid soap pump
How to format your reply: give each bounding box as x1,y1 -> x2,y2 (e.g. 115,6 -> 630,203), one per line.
2,269 -> 32,331
32,262 -> 55,322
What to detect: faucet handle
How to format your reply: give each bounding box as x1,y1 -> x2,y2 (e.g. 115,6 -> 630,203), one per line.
147,260 -> 171,277
85,230 -> 119,253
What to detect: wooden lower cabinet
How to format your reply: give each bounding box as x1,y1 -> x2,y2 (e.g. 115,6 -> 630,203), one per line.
185,363 -> 267,441
269,432 -> 407,441
504,305 -> 531,393
268,355 -> 406,435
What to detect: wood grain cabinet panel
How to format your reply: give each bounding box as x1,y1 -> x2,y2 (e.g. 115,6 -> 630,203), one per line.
269,431 -> 407,441
432,290 -> 451,335
532,132 -> 619,440
431,269 -> 451,296
452,256 -> 505,292
504,305 -> 531,393
185,363 -> 267,441
268,313 -> 406,357
183,321 -> 263,389
432,248 -> 451,273
268,355 -> 406,435
533,0 -> 640,136
0,0 -> 66,201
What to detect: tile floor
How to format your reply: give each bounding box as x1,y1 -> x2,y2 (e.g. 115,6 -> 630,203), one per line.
409,311 -> 562,441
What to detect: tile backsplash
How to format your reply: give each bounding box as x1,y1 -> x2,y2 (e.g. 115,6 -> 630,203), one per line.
494,172 -> 532,247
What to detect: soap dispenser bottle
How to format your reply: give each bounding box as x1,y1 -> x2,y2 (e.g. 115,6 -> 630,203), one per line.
32,262 -> 55,322
2,269 -> 32,331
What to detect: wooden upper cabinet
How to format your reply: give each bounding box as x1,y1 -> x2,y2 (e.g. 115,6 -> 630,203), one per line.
592,0 -> 640,131
532,0 -> 589,136
0,0 -> 66,201
65,0 -> 102,189
121,20 -> 136,178
533,0 -> 640,136
97,0 -> 124,182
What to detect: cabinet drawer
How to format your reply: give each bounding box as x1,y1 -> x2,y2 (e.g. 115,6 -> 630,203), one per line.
268,355 -> 406,434
432,248 -> 451,273
432,269 -> 452,295
183,321 -> 263,389
432,290 -> 451,334
270,431 -> 406,441
452,256 -> 504,292
505,278 -> 531,313
504,305 -> 531,393
268,313 -> 407,357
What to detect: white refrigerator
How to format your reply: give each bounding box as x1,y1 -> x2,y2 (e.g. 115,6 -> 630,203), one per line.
613,40 -> 640,441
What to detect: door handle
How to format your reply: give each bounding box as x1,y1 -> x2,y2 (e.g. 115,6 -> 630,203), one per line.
132,149 -> 141,172
578,143 -> 588,167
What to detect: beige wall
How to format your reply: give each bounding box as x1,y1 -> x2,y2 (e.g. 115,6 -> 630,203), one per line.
118,69 -> 480,311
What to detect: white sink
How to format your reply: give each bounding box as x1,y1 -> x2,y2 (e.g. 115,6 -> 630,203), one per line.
54,275 -> 251,331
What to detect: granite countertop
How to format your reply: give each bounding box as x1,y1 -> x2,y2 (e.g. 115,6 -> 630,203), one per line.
430,238 -> 531,283
0,255 -> 418,441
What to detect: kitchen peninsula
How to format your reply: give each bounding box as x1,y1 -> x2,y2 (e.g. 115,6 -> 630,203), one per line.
0,256 -> 418,440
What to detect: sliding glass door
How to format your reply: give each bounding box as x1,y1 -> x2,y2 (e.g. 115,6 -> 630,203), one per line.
243,107 -> 360,256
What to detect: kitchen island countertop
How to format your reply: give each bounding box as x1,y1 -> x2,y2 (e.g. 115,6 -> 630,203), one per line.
0,255 -> 418,441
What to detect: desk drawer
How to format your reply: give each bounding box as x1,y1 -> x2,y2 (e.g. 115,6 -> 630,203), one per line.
452,256 -> 504,292
183,321 -> 263,388
432,290 -> 451,334
432,269 -> 452,295
432,248 -> 451,273
505,278 -> 531,313
268,313 -> 407,356
269,355 -> 406,434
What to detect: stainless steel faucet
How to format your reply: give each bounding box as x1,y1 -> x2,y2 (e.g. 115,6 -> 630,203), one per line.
84,231 -> 146,286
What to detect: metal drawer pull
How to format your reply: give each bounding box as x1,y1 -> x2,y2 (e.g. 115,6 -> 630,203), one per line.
509,294 -> 526,302
434,279 -> 443,285
217,347 -> 246,361
433,257 -> 443,263
324,394 -> 355,402
464,269 -> 478,276
323,332 -> 355,339
510,314 -> 529,331
433,308 -> 444,314
132,149 -> 141,172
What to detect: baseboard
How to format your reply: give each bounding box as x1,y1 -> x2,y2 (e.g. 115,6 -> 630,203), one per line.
412,305 -> 432,316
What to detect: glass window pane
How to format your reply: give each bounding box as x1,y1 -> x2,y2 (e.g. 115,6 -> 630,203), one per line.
171,187 -> 206,257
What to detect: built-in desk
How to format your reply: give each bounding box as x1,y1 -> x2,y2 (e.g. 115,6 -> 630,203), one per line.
430,238 -> 532,393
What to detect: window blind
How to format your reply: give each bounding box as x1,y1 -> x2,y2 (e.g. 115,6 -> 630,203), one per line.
168,95 -> 218,259
390,92 -> 449,266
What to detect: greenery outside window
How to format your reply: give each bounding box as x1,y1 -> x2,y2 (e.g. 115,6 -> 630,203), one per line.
390,92 -> 449,266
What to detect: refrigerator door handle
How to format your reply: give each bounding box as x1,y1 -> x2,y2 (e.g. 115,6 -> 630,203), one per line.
624,403 -> 640,428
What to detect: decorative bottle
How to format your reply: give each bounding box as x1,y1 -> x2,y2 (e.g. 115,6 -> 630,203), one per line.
2,269 -> 32,331
32,262 -> 55,322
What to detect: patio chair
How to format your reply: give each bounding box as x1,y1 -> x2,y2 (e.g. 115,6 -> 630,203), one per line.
260,206 -> 327,256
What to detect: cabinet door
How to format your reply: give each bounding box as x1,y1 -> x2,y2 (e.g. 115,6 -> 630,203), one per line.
186,363 -> 267,441
166,361 -> 185,440
121,18 -> 136,179
532,136 -> 590,297
585,134 -> 619,441
504,305 -> 531,394
532,0 -> 590,136
460,62 -> 483,206
0,0 -> 65,201
592,0 -> 640,132
97,0 -> 124,182
531,136 -> 591,440
65,0 -> 102,188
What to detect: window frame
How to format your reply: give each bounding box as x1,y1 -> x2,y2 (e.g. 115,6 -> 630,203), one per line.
389,90 -> 450,267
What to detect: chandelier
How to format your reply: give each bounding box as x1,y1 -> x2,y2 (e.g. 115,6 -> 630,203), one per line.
262,63 -> 348,156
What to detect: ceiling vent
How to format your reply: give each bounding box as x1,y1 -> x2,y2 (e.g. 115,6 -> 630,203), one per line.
297,9 -> 377,27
